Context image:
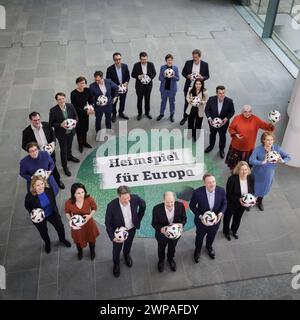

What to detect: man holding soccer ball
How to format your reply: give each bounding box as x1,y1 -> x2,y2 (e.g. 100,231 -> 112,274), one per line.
189,173 -> 227,262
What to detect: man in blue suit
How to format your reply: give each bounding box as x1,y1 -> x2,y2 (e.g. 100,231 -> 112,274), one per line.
189,173 -> 227,262
106,52 -> 130,122
180,49 -> 210,126
156,53 -> 180,123
89,70 -> 119,136
105,186 -> 146,278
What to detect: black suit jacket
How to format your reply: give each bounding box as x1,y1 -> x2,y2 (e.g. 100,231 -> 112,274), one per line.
182,60 -> 210,92
106,63 -> 130,86
131,62 -> 156,91
205,96 -> 235,122
105,194 -> 146,241
49,103 -> 78,139
24,187 -> 59,215
225,174 -> 255,209
152,201 -> 187,237
22,122 -> 56,151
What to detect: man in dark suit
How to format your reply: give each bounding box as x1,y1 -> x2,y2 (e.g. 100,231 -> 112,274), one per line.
204,85 -> 235,158
49,92 -> 80,177
180,49 -> 210,125
105,185 -> 146,278
106,52 -> 130,122
152,192 -> 187,272
131,51 -> 156,120
22,111 -> 65,189
189,173 -> 227,262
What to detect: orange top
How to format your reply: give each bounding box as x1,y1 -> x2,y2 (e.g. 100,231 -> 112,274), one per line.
228,114 -> 274,151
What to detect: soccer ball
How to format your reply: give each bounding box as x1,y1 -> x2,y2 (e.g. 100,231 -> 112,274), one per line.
64,118 -> 77,130
266,150 -> 280,163
241,193 -> 256,207
33,168 -> 48,179
30,208 -> 45,223
190,72 -> 201,82
191,96 -> 201,107
202,211 -> 217,226
211,117 -> 223,128
84,104 -> 95,112
118,84 -> 127,94
41,142 -> 55,155
114,226 -> 129,242
165,223 -> 183,240
268,110 -> 281,123
70,214 -> 86,230
140,74 -> 151,85
164,68 -> 175,78
97,95 -> 108,106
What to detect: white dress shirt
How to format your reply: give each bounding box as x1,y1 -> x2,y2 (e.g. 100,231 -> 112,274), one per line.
31,124 -> 48,147
206,188 -> 216,211
115,65 -> 123,84
192,62 -> 201,75
99,82 -> 107,95
240,179 -> 248,196
217,99 -> 224,116
141,63 -> 147,75
165,206 -> 175,225
120,201 -> 134,230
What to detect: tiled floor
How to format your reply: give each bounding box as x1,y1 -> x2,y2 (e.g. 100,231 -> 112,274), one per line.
0,0 -> 300,300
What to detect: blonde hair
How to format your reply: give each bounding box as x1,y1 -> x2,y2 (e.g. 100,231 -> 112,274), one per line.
233,161 -> 251,175
30,176 -> 49,195
261,131 -> 275,145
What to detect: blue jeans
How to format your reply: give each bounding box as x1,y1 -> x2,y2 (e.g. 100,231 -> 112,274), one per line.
95,104 -> 112,132
160,90 -> 176,115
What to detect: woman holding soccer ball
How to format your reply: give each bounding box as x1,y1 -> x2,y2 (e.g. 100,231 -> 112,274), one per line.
223,161 -> 254,241
185,79 -> 208,141
249,131 -> 290,211
65,183 -> 100,260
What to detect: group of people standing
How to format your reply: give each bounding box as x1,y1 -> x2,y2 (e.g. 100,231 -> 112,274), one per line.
18,47 -> 291,279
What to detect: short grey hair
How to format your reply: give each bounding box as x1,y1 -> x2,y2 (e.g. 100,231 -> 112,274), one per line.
241,104 -> 252,113
163,191 -> 175,200
117,185 -> 131,196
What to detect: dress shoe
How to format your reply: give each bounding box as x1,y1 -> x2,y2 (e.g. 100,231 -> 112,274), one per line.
224,233 -> 231,241
219,149 -> 225,159
180,116 -> 187,126
232,232 -> 239,239
137,114 -> 142,120
113,264 -> 120,277
63,167 -> 71,176
206,247 -> 215,259
83,143 -> 93,148
169,114 -> 174,123
124,255 -> 133,268
57,180 -> 65,189
205,146 -> 213,153
60,239 -> 71,247
157,260 -> 164,272
119,113 -> 129,120
112,115 -> 117,123
156,114 -> 164,121
45,242 -> 51,254
194,250 -> 200,263
145,114 -> 152,120
168,259 -> 176,272
67,156 -> 80,163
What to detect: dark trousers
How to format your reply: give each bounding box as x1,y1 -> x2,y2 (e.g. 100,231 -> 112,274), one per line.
156,232 -> 179,262
113,93 -> 127,116
137,86 -> 151,115
76,131 -> 88,148
33,213 -> 66,244
183,87 -> 189,117
95,105 -> 112,132
113,228 -> 136,265
57,133 -> 74,169
223,204 -> 245,235
188,109 -> 203,140
195,221 -> 220,254
208,123 -> 228,151
51,151 -> 61,182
